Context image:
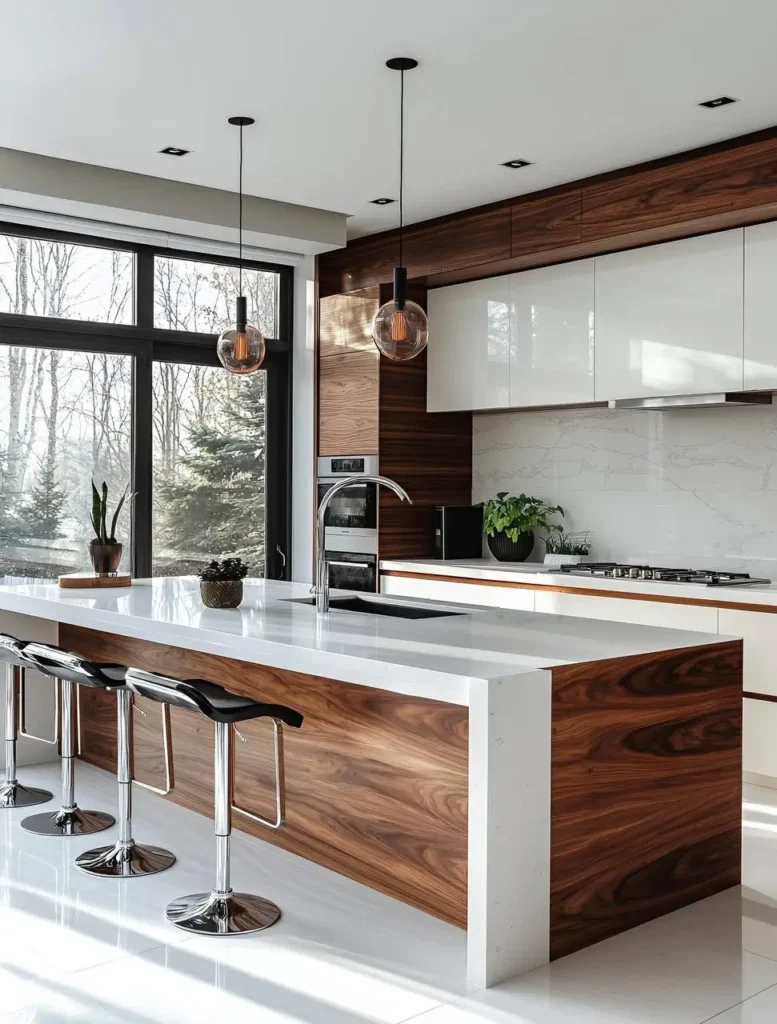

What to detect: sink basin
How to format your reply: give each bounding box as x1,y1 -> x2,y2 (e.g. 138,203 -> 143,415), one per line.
288,596 -> 464,619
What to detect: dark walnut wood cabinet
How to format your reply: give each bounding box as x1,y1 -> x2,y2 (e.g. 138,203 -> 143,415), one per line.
318,285 -> 471,560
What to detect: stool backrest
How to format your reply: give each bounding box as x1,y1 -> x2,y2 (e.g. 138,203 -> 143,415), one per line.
22,642 -> 126,688
0,632 -> 31,669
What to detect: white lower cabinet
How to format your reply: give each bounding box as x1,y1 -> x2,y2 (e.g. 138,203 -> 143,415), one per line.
719,608 -> 777,697
380,574 -> 536,610
533,590 -> 719,631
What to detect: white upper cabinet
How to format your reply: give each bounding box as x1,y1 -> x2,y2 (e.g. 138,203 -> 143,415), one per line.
594,229 -> 744,401
509,259 -> 594,407
427,276 -> 511,412
744,221 -> 777,390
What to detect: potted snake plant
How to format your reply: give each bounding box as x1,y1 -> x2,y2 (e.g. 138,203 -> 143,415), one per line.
89,481 -> 133,576
198,557 -> 250,609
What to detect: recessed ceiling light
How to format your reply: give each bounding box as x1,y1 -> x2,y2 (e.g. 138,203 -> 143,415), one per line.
501,159 -> 532,169
160,146 -> 190,156
699,96 -> 738,109
370,197 -> 395,205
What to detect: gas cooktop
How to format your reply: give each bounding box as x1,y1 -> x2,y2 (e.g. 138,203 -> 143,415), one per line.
557,563 -> 772,587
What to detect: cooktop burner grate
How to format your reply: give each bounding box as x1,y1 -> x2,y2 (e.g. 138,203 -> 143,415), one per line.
557,563 -> 772,587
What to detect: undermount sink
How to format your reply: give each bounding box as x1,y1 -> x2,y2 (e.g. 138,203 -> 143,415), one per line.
289,595 -> 465,619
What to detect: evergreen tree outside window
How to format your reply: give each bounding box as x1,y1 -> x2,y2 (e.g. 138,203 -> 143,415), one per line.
0,223 -> 291,582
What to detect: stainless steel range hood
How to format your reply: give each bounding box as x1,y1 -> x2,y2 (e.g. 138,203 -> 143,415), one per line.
609,392 -> 773,410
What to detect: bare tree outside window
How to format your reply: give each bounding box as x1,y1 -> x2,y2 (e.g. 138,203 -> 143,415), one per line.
0,234 -> 133,323
0,233 -> 282,581
154,256 -> 278,338
0,346 -> 132,578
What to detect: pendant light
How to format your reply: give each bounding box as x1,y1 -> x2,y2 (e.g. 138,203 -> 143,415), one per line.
372,57 -> 429,362
217,116 -> 266,374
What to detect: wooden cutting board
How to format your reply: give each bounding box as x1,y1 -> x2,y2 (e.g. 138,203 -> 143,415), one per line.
58,573 -> 132,589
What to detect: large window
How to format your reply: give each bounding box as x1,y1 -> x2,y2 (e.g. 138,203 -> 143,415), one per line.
0,224 -> 291,582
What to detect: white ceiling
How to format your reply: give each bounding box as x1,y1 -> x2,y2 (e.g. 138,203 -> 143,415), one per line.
3,0 -> 777,239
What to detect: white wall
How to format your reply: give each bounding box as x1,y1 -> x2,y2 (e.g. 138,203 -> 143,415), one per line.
473,404 -> 777,577
291,257 -> 315,584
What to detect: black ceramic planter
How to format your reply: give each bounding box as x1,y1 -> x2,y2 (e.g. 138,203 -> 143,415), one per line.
487,530 -> 534,562
200,580 -> 244,609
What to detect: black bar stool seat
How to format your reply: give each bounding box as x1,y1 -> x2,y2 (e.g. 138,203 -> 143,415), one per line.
0,634 -> 53,809
127,667 -> 303,936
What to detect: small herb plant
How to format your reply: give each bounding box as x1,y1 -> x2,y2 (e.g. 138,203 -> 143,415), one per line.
543,531 -> 592,556
197,557 -> 250,582
90,480 -> 133,545
478,492 -> 563,542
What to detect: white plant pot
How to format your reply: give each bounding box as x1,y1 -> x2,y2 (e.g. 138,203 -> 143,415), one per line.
543,553 -> 588,566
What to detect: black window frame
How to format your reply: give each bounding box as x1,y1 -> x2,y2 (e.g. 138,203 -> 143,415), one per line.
0,220 -> 293,581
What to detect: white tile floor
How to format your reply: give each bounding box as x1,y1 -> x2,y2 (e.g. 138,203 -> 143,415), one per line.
1,765 -> 777,1024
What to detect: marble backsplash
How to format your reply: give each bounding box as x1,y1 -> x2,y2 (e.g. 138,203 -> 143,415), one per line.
473,405 -> 777,579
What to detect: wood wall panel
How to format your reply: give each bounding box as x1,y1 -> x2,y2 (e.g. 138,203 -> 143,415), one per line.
318,289 -> 380,456
377,284 -> 472,559
581,136 -> 777,242
63,625 -> 469,928
319,127 -> 777,296
549,640 -> 742,960
511,188 -> 582,258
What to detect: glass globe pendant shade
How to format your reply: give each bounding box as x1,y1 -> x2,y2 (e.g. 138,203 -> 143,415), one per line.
372,298 -> 428,361
372,267 -> 428,361
217,295 -> 265,374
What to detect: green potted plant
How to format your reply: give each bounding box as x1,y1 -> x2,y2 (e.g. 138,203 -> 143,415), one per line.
89,481 -> 133,576
478,492 -> 564,562
197,557 -> 250,609
542,531 -> 592,567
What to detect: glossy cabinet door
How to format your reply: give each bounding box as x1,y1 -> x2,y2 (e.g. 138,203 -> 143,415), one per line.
594,229 -> 744,401
427,275 -> 511,412
509,259 -> 594,407
744,221 -> 777,390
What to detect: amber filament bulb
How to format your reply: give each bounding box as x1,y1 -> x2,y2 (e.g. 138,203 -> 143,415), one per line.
390,310 -> 408,343
233,331 -> 250,362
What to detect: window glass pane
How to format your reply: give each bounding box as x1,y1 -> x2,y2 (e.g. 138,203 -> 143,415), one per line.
154,256 -> 278,338
152,365 -> 266,577
0,234 -> 134,324
0,346 -> 132,579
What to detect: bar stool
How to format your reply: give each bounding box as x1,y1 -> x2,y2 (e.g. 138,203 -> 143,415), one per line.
127,667 -> 303,935
0,634 -> 53,808
19,643 -> 116,837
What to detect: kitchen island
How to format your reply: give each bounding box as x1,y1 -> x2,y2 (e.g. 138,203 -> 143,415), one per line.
0,577 -> 742,988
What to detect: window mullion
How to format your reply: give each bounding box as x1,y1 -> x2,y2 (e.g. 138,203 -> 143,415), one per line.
131,343 -> 153,578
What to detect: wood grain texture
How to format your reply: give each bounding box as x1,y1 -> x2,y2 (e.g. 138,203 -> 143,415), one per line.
581,135 -> 777,241
377,284 -> 472,560
511,188 -> 582,257
318,288 -> 380,456
549,640 -> 742,960
62,625 -> 469,928
319,126 -> 777,295
380,569 -> 777,614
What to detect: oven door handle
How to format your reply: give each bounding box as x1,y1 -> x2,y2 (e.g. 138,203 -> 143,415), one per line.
328,560 -> 372,569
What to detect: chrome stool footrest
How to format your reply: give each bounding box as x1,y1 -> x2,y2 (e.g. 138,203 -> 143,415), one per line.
166,889 -> 281,935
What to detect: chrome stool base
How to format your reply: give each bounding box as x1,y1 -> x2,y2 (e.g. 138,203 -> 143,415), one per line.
76,840 -> 176,878
21,807 -> 115,837
166,889 -> 281,935
0,782 -> 53,809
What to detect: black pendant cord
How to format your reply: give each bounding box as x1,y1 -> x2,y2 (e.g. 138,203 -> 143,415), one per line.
238,121 -> 244,298
398,68 -> 404,270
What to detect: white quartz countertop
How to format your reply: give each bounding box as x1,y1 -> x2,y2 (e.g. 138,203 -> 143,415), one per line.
380,558 -> 777,607
0,577 -> 730,706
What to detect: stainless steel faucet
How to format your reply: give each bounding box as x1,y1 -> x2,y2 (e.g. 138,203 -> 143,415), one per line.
315,474 -> 412,613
